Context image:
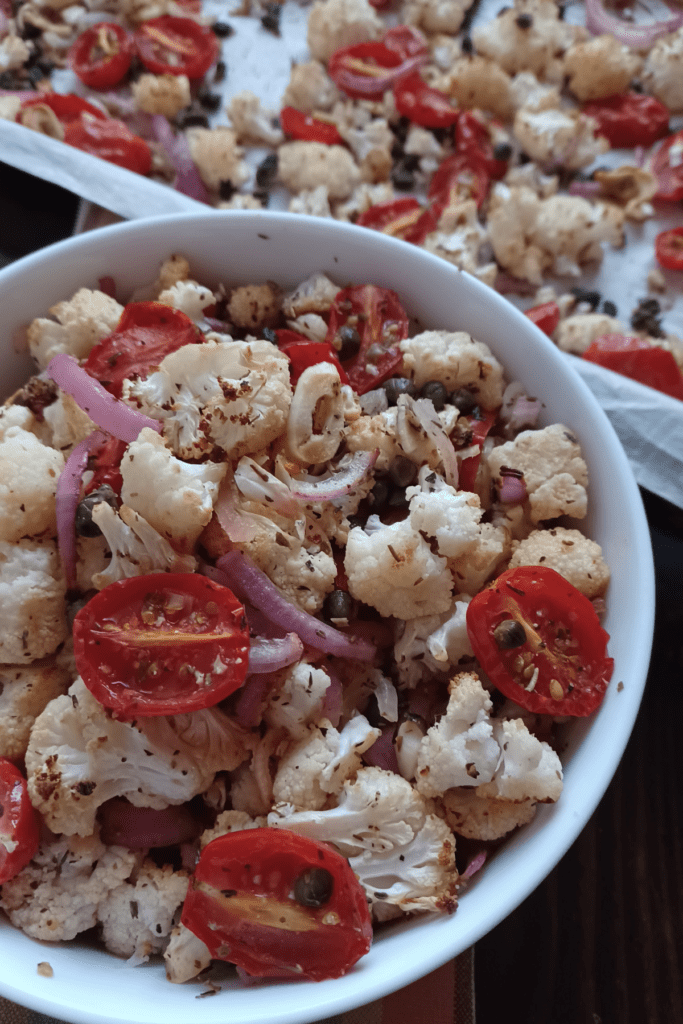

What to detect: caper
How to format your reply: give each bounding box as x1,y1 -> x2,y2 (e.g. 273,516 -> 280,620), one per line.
388,456 -> 417,488
75,485 -> 119,538
337,325 -> 361,361
450,388 -> 478,415
420,380 -> 448,411
324,589 -> 354,622
369,479 -> 389,510
388,486 -> 410,510
493,619 -> 527,650
255,153 -> 278,188
383,377 -> 417,405
293,867 -> 334,908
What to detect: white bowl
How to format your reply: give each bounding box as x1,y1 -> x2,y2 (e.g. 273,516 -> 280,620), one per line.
0,211 -> 654,1024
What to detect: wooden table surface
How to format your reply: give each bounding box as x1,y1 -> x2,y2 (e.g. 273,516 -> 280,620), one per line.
475,487 -> 683,1024
3,161 -> 681,1024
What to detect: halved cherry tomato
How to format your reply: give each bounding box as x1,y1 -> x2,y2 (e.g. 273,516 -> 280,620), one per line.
276,332 -> 349,385
582,92 -> 670,150
393,71 -> 458,129
84,435 -> 128,496
69,22 -> 134,90
655,226 -> 683,271
428,152 -> 491,212
279,106 -> 345,146
458,408 -> 497,493
181,828 -> 373,980
466,566 -> 614,717
63,116 -> 152,175
582,333 -> 683,401
646,129 -> 683,202
0,759 -> 40,884
357,196 -> 425,240
134,16 -> 219,79
84,301 -> 201,398
325,285 -> 409,395
327,40 -> 405,99
382,25 -> 429,60
19,92 -> 107,124
453,111 -> 508,180
73,573 -> 250,718
525,300 -> 561,338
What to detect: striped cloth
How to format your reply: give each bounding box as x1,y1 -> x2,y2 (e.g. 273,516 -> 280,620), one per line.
0,949 -> 475,1024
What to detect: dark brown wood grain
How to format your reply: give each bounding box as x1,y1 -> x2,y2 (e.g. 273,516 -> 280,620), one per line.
475,489 -> 683,1024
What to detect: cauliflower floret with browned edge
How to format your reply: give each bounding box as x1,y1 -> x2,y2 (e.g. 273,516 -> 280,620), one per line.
0,427 -> 64,542
0,657 -> 72,762
593,166 -> 657,223
554,312 -> 624,355
120,429 -> 226,553
123,339 -> 291,462
0,539 -> 67,665
0,832 -> 138,942
88,502 -> 196,590
227,90 -> 284,146
282,59 -> 341,112
423,198 -> 495,281
487,423 -> 589,523
272,715 -> 380,811
307,0 -> 383,62
472,0 -> 584,81
513,100 -> 608,170
131,73 -> 190,117
157,280 -> 215,325
0,401 -> 35,439
277,141 -> 362,201
443,55 -> 514,120
27,288 -> 124,370
283,272 -> 340,319
186,126 -> 249,193
346,516 -> 454,620
394,597 -> 474,688
333,180 -> 395,221
26,677 -> 252,837
228,282 -> 283,331
400,330 -> 505,410
402,0 -> 471,35
0,34 -> 30,72
407,475 -> 483,559
98,860 -> 189,960
564,34 -> 642,102
269,766 -> 458,913
288,185 -> 333,218
41,393 -> 97,455
508,526 -> 610,598
264,662 -> 334,740
441,787 -> 536,840
641,29 -> 683,112
448,521 -> 510,594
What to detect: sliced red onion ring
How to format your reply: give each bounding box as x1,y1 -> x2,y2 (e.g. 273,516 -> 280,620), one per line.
234,457 -> 301,518
495,272 -> 538,297
506,394 -> 541,434
217,549 -> 376,661
289,450 -> 379,503
568,180 -> 602,199
234,671 -> 277,728
409,396 -> 459,488
248,633 -> 304,673
214,473 -> 259,542
99,797 -> 201,849
585,0 -> 683,47
461,849 -> 487,880
498,472 -> 528,504
151,114 -> 211,204
204,316 -> 233,333
363,725 -> 400,773
56,429 -> 107,589
47,354 -> 161,442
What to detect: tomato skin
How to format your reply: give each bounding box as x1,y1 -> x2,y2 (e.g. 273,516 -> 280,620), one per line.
73,573 -> 250,718
327,40 -> 404,99
582,93 -> 670,150
583,333 -> 683,401
393,71 -> 458,129
84,301 -> 201,398
63,117 -> 152,175
280,106 -> 345,146
325,285 -> 409,395
84,435 -> 128,496
453,112 -> 508,180
277,336 -> 350,385
357,196 -> 425,241
69,23 -> 134,90
0,759 -> 40,884
20,92 -> 107,124
181,829 -> 373,981
134,16 -> 219,79
466,566 -> 614,717
458,409 -> 497,493
647,129 -> 683,202
655,227 -> 683,272
428,152 -> 491,213
525,300 -> 561,338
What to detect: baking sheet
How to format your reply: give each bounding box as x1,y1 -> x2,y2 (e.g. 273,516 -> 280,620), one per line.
2,0 -> 683,507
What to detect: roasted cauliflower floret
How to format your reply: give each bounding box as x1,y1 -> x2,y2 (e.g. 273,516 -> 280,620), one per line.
400,330 -> 504,410
306,0 -> 383,62
472,0 -> 582,81
123,338 -> 291,461
282,59 -> 341,112
98,861 -> 189,960
441,786 -> 536,840
0,539 -> 67,665
403,0 -> 471,35
563,34 -> 642,102
554,312 -> 624,355
120,428 -> 226,552
277,142 -> 362,201
131,73 -> 191,117
0,427 -> 64,542
26,677 -> 252,836
227,90 -> 284,146
508,527 -> 610,598
487,423 -> 589,523
227,282 -> 283,331
88,503 -> 196,590
443,55 -> 514,119
157,280 -> 215,325
0,657 -> 72,763
264,662 -> 334,740
27,288 -> 124,370
186,126 -> 249,193
641,28 -> 683,112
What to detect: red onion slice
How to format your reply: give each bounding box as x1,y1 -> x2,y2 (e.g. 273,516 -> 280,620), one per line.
335,52 -> 427,97
214,473 -> 260,543
248,633 -> 304,673
47,353 -> 161,442
363,725 -> 400,773
461,849 -> 487,880
56,428 -> 107,589
408,396 -> 459,488
585,0 -> 683,47
289,450 -> 379,503
234,458 -> 301,518
217,550 -> 376,661
568,180 -> 602,199
498,472 -> 528,504
99,797 -> 201,848
151,114 -> 211,204
234,671 -> 277,728
98,276 -> 117,299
